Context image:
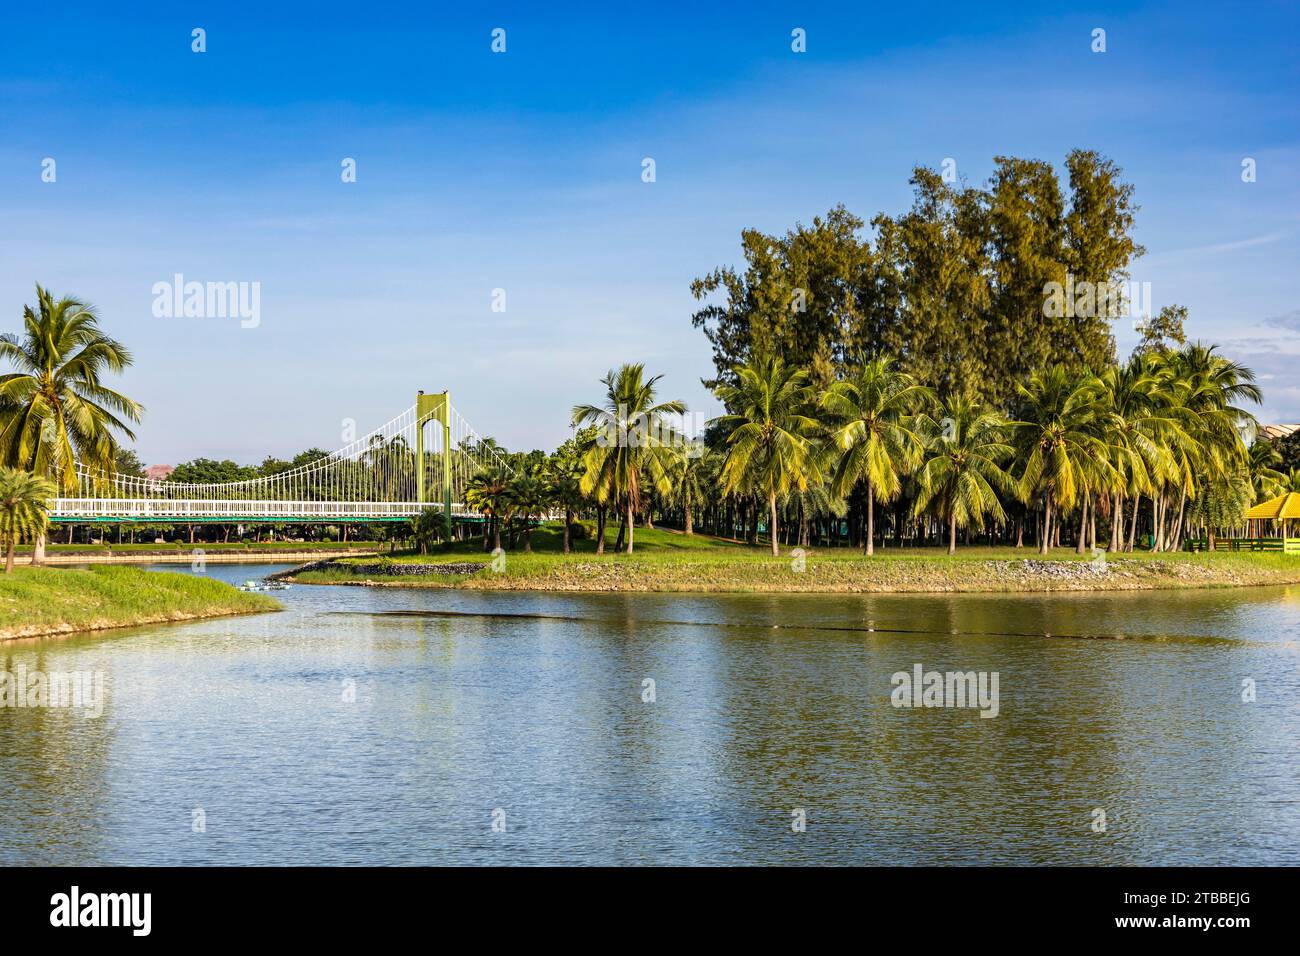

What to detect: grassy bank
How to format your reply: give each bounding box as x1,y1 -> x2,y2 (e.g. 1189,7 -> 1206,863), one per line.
289,524 -> 1300,594
0,565 -> 280,641
19,541 -> 382,555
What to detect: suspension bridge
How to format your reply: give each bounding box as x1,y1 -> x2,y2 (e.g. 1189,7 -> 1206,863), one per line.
49,392 -> 508,529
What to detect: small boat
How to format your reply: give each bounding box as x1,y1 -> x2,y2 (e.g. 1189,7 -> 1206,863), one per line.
237,580 -> 292,592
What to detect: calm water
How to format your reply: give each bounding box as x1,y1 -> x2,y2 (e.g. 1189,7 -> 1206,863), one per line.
2,563 -> 1298,865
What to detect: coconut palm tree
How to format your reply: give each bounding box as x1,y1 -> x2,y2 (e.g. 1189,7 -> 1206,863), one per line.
1092,357 -> 1187,552
913,396 -> 1014,554
822,356 -> 932,555
1154,343 -> 1258,550
545,450 -> 586,555
408,506 -> 445,554
0,286 -> 142,562
572,364 -> 686,555
712,355 -> 822,556
664,446 -> 711,535
1014,365 -> 1115,554
504,473 -> 548,553
1188,471 -> 1254,549
0,467 -> 55,573
1249,441 -> 1287,501
464,463 -> 512,551
787,481 -> 848,548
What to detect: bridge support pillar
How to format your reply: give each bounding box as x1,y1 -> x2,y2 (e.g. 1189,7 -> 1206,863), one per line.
416,391 -> 454,542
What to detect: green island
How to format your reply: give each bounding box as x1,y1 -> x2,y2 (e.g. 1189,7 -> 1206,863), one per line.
0,565 -> 279,641
288,524 -> 1300,593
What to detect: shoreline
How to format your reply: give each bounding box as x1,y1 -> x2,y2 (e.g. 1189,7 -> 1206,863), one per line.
1,605 -> 280,643
283,553 -> 1300,595
13,549 -> 376,566
0,565 -> 281,642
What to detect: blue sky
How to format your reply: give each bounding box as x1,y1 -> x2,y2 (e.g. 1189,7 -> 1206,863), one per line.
1,1 -> 1297,464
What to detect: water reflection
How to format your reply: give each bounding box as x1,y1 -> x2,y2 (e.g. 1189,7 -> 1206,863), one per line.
0,564 -> 1297,864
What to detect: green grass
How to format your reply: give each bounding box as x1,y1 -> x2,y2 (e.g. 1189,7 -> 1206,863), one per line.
357,523 -> 747,561
22,540 -> 381,554
291,523 -> 1300,593
0,565 -> 280,640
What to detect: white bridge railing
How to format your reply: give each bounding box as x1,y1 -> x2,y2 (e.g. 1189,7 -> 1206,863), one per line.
51,499 -> 472,520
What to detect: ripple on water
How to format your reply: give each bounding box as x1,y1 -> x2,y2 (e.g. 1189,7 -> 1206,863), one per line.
1,569 -> 1298,865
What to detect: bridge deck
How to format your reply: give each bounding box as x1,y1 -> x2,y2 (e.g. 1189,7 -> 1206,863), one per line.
50,499 -> 473,523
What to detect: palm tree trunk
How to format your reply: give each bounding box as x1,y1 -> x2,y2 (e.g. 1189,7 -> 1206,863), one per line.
1110,494 -> 1122,552
563,508 -> 573,554
32,531 -> 45,565
1170,493 -> 1187,552
1151,495 -> 1161,552
768,493 -> 779,557
493,515 -> 502,551
5,536 -> 15,574
684,498 -> 694,535
1040,499 -> 1053,555
625,500 -> 635,554
1127,495 -> 1140,552
1076,494 -> 1089,554
864,485 -> 875,555
948,511 -> 957,555
595,506 -> 606,555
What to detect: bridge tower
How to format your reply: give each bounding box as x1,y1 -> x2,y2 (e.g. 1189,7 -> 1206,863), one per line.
415,390 -> 454,539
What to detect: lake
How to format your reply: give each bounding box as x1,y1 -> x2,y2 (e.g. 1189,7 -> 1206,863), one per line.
2,563 -> 1298,865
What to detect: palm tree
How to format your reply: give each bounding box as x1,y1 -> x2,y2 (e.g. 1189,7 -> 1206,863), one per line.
822,357 -> 932,555
572,364 -> 686,554
788,482 -> 848,548
572,429 -> 617,554
913,395 -> 1014,554
0,467 -> 55,573
1014,365 -> 1114,554
1195,471 -> 1255,548
712,355 -> 822,556
504,473 -> 548,553
1247,440 -> 1285,502
408,506 -> 445,554
545,456 -> 585,554
0,286 -> 142,563
664,446 -> 710,535
464,464 -> 512,551
1153,343 -> 1258,551
1093,357 -> 1186,552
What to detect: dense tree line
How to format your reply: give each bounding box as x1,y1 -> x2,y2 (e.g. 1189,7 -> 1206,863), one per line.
691,151 -> 1142,411
4,146 -> 1293,566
